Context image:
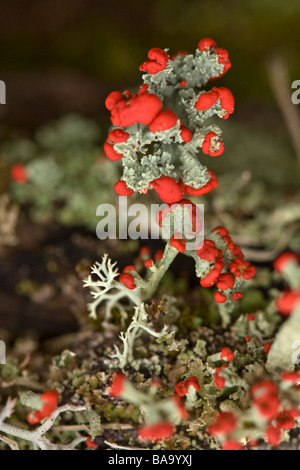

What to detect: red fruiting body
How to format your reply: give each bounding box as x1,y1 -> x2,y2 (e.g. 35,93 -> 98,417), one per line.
27,389 -> 59,424
172,395 -> 189,419
202,132 -> 224,157
265,425 -> 281,446
184,169 -> 218,196
245,335 -> 251,342
179,80 -> 187,87
216,273 -> 235,290
114,180 -> 134,196
139,47 -> 169,74
11,164 -> 28,184
139,246 -> 151,257
220,347 -> 235,362
119,272 -> 136,290
197,38 -> 217,51
213,87 -> 234,118
281,371 -> 300,384
273,251 -> 299,273
144,258 -> 154,268
195,90 -> 219,111
208,411 -> 237,436
105,91 -> 123,110
170,233 -> 186,253
276,410 -> 295,430
175,376 -> 200,397
263,342 -> 272,354
214,292 -> 227,303
180,124 -> 193,142
275,289 -> 300,316
104,140 -> 124,161
123,265 -> 137,272
109,373 -> 126,397
213,226 -> 229,237
138,83 -> 149,95
86,437 -> 98,449
108,128 -> 129,143
251,381 -> 280,420
215,49 -> 232,78
232,291 -> 243,301
110,93 -> 162,127
246,313 -> 255,321
200,257 -> 225,287
138,422 -> 175,442
154,250 -> 164,261
228,258 -> 256,280
197,239 -> 219,262
149,109 -> 178,132
214,367 -> 226,389
150,176 -> 184,203
222,440 -> 244,451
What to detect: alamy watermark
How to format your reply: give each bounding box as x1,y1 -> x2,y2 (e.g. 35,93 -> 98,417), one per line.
0,340 -> 6,364
0,80 -> 6,104
95,197 -> 204,251
291,80 -> 300,105
292,339 -> 300,365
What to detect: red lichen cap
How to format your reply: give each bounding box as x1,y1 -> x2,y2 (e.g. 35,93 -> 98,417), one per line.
110,93 -> 162,127
202,132 -> 224,157
222,440 -> 244,450
275,289 -> 300,316
139,47 -> 169,74
175,376 -> 200,397
216,273 -> 235,290
276,410 -> 295,430
180,124 -> 193,142
104,140 -> 124,161
109,372 -> 126,397
184,170 -> 218,196
144,258 -> 154,268
138,422 -> 175,442
220,347 -> 235,362
208,411 -> 237,436
281,371 -> 300,384
119,272 -> 136,290
214,367 -> 226,389
263,342 -> 272,354
105,91 -> 123,110
265,425 -> 281,446
232,291 -> 243,301
114,180 -> 134,196
170,233 -> 186,253
108,128 -> 130,143
197,239 -> 219,262
149,109 -> 178,132
86,437 -> 98,449
154,249 -> 164,261
197,38 -> 217,51
150,176 -> 184,203
213,87 -> 234,119
214,292 -> 227,303
195,90 -> 220,111
228,258 -> 256,280
11,164 -> 28,184
27,389 -> 59,424
273,251 -> 300,273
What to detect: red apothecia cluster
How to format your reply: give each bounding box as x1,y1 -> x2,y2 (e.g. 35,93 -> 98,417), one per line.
104,38 -> 234,203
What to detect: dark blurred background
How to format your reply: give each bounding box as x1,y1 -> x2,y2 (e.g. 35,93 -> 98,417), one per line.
0,0 -> 299,129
